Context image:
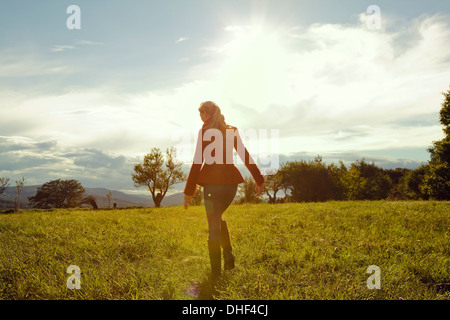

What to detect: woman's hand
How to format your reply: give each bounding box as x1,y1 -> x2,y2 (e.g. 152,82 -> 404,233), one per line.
255,182 -> 264,196
184,194 -> 191,209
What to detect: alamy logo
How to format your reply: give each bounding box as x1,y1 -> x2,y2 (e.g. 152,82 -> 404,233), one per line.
66,5 -> 81,30
366,265 -> 381,289
172,127 -> 279,172
66,265 -> 81,290
366,5 -> 381,30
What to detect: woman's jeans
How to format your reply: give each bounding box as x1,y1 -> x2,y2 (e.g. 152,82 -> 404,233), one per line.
203,184 -> 238,242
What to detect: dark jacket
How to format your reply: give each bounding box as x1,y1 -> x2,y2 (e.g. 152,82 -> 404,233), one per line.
184,122 -> 265,196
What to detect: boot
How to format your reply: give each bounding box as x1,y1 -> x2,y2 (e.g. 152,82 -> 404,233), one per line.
208,240 -> 221,278
220,221 -> 235,270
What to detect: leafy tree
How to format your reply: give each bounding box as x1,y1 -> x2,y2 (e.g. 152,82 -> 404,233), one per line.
385,168 -> 410,200
28,179 -> 85,209
192,185 -> 204,206
263,171 -> 284,203
237,176 -> 263,204
281,156 -> 334,202
385,168 -> 410,187
423,86 -> 450,200
422,163 -> 450,200
132,147 -> 185,207
399,165 -> 429,200
273,162 -> 294,202
327,161 -> 348,200
81,194 -> 99,210
341,159 -> 392,200
341,164 -> 368,200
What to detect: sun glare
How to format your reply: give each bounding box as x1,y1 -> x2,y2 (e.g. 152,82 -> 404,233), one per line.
214,25 -> 295,110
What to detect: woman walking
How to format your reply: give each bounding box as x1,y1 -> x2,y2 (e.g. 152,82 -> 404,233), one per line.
184,101 -> 265,278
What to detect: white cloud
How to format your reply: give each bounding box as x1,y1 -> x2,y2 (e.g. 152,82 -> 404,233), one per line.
50,40 -> 103,52
50,45 -> 76,52
6,13 -> 450,156
76,40 -> 104,46
0,54 -> 72,77
175,37 -> 188,43
186,14 -> 449,158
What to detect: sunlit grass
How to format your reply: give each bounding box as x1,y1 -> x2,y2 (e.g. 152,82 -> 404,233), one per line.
0,201 -> 448,300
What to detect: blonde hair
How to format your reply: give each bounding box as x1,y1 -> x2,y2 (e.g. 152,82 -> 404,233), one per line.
198,101 -> 227,131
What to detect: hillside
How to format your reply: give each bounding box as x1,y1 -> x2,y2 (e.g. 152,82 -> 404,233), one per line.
0,185 -> 188,209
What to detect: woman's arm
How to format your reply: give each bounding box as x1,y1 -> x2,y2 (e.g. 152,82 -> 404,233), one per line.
184,129 -> 203,208
232,128 -> 266,187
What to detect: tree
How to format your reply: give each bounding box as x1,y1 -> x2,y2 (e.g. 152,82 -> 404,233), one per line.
263,173 -> 283,203
385,168 -> 410,200
237,176 -> 263,204
422,163 -> 450,200
192,185 -> 204,205
0,177 -> 10,195
423,86 -> 450,200
132,147 -> 185,207
81,195 -> 99,210
280,156 -> 334,202
28,179 -> 86,209
327,161 -> 348,200
276,163 -> 294,202
341,164 -> 368,200
262,164 -> 295,203
106,190 -> 112,208
401,165 -> 429,200
342,159 -> 392,200
14,177 -> 25,212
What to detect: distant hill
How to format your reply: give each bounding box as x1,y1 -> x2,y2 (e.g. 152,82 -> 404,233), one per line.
84,188 -> 188,208
0,185 -> 37,209
0,185 -> 188,209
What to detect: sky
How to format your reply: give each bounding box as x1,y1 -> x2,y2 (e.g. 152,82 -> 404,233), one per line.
1,0 -> 450,194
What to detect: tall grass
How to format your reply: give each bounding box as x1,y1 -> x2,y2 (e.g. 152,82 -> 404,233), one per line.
0,201 -> 448,300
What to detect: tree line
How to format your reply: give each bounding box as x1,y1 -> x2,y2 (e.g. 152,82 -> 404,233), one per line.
239,86 -> 450,203
236,157 -> 441,204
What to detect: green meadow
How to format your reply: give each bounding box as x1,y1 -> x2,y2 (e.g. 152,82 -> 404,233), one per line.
0,201 -> 448,300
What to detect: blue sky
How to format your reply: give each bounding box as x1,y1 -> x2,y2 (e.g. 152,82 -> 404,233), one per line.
1,0 -> 450,193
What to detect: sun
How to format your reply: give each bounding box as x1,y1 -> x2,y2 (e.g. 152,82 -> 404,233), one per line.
213,24 -> 295,110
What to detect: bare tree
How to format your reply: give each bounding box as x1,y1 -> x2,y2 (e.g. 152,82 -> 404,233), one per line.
106,190 -> 112,208
0,177 -> 10,195
14,177 -> 25,212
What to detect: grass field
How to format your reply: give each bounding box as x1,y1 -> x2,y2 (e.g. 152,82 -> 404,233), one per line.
0,201 -> 448,300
